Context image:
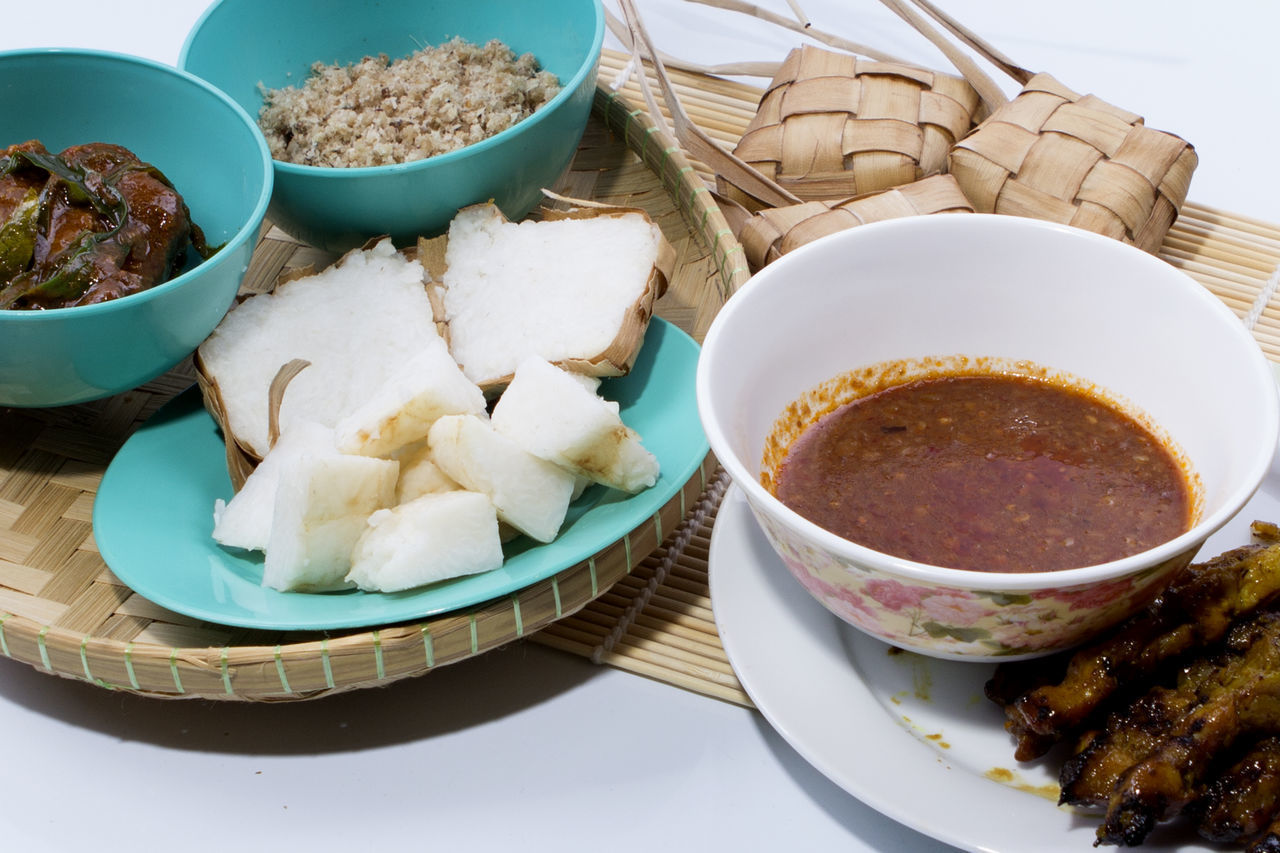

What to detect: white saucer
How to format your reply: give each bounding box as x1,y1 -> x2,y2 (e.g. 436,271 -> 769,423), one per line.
707,481 -> 1280,852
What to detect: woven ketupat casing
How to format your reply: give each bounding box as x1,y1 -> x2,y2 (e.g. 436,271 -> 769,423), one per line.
721,44 -> 981,210
948,73 -> 1198,253
739,174 -> 974,270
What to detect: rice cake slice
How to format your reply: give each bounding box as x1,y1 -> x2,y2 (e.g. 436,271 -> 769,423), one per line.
334,335 -> 486,457
427,413 -> 576,543
262,452 -> 399,592
197,238 -> 439,460
346,491 -> 504,593
391,439 -> 462,504
212,420 -> 337,552
491,356 -> 659,493
432,202 -> 674,392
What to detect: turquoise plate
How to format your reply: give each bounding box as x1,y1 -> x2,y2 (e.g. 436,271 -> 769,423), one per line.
94,318 -> 706,630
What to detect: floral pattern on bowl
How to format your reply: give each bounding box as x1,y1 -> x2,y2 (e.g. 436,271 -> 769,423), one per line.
744,494 -> 1197,661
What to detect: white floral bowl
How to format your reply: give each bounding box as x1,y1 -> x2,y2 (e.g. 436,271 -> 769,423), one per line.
697,214 -> 1279,661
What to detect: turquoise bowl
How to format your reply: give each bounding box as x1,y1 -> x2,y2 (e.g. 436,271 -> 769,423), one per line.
0,49 -> 273,408
179,0 -> 606,253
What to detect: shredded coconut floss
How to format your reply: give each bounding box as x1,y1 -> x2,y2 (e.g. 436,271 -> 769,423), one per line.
258,37 -> 561,168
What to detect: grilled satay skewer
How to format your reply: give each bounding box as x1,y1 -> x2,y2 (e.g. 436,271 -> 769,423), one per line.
1195,736 -> 1280,844
994,540 -> 1280,760
1249,816 -> 1280,852
1059,655 -> 1223,807
1097,611 -> 1280,846
1253,521 -> 1280,544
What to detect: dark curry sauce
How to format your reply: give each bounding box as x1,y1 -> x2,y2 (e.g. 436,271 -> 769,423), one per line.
773,371 -> 1193,573
0,140 -> 214,310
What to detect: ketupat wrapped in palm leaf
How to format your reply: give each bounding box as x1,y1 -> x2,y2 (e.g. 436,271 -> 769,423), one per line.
895,0 -> 1196,253
609,0 -> 988,271
947,72 -> 1197,253
617,0 -> 1196,257
721,43 -> 983,211
737,173 -> 973,270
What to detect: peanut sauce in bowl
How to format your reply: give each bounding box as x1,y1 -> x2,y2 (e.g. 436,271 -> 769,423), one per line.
696,215 -> 1279,660
769,364 -> 1194,573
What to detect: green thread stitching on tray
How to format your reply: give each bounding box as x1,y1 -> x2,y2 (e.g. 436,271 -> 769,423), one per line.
0,613 -> 9,658
36,626 -> 50,670
588,556 -> 598,596
123,642 -> 139,690
665,156 -> 686,191
624,532 -> 634,573
655,137 -> 678,190
597,86 -> 618,119
623,106 -> 641,151
611,97 -> 629,141
712,227 -> 748,288
551,576 -> 563,618
220,647 -> 233,695
644,127 -> 665,172
320,638 -> 335,689
685,175 -> 708,204
636,120 -> 654,163
512,594 -> 524,637
468,615 -> 479,654
717,243 -> 749,295
78,636 -> 91,681
626,105 -> 644,130
691,180 -> 711,204
421,625 -> 435,668
639,117 -> 662,170
602,90 -> 624,132
372,630 -> 386,680
169,648 -> 185,694
79,636 -> 103,687
653,508 -> 664,546
708,224 -> 733,273
274,646 -> 292,694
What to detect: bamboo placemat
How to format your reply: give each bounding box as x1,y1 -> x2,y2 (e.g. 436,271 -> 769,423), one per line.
529,51 -> 1280,710
3,51 -> 1280,707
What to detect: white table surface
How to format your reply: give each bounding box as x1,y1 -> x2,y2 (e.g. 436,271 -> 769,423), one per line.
1,2 -> 1276,851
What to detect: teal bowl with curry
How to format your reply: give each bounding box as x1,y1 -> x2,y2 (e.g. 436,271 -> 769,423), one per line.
0,48 -> 273,408
178,0 -> 606,253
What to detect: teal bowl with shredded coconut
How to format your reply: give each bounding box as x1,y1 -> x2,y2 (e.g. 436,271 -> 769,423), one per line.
179,0 -> 606,253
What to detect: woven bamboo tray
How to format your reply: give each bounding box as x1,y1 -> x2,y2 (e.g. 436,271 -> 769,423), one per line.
0,73 -> 744,701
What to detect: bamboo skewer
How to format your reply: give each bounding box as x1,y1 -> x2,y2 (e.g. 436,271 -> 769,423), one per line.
875,0 -> 1009,110
680,0 -> 915,65
603,9 -> 783,80
905,0 -> 1031,86
614,0 -> 802,208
